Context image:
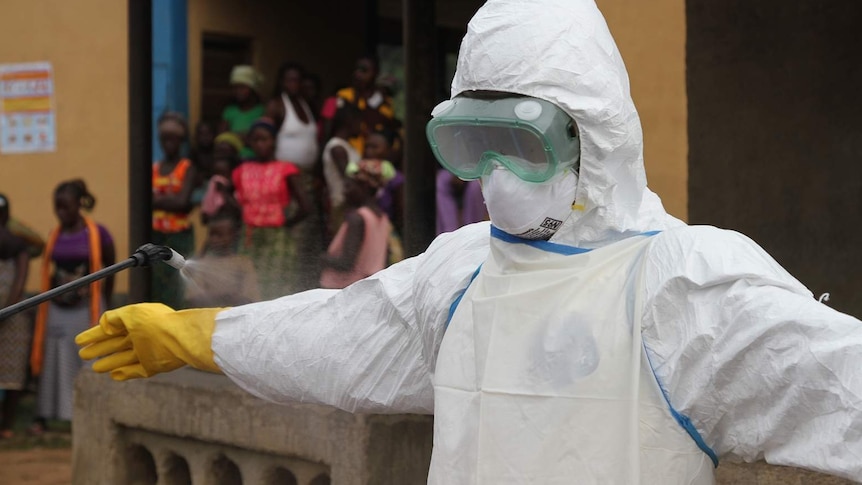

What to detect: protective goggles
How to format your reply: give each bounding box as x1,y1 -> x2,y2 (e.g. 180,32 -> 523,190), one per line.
426,96 -> 580,183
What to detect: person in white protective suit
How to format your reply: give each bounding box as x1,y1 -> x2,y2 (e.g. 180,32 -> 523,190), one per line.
76,0 -> 862,483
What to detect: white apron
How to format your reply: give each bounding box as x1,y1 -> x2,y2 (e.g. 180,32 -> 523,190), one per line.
430,229 -> 716,484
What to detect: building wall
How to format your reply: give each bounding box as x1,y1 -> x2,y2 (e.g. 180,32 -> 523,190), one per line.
0,0 -> 129,293
0,0 -> 685,295
599,0 -> 688,221
187,0 -> 369,129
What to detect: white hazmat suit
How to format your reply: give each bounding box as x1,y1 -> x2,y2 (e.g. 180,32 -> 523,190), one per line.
79,0 -> 862,483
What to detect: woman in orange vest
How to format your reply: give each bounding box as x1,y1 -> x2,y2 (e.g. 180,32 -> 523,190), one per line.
152,112 -> 197,309
30,179 -> 114,434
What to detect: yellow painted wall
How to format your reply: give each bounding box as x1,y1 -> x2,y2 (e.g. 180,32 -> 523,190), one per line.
599,0 -> 688,221
0,0 -> 129,293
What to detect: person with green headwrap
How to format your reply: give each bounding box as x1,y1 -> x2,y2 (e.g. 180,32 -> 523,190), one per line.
219,65 -> 265,159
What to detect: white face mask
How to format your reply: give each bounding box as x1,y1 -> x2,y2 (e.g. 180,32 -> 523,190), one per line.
481,166 -> 578,240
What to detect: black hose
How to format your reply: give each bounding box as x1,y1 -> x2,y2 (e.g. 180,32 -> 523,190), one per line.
0,243 -> 177,321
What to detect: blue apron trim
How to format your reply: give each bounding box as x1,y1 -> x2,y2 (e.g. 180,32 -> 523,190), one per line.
490,226 -> 593,255
490,226 -> 663,255
450,229 -> 665,329
445,265 -> 483,330
643,341 -> 719,468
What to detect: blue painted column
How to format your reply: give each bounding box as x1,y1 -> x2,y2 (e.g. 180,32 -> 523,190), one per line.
151,0 -> 188,161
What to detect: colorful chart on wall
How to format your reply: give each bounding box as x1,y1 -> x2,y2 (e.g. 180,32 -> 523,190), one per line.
0,62 -> 56,154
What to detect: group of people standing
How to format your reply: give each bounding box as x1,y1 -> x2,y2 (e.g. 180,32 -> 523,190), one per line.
0,53 -> 487,438
0,181 -> 115,437
150,54 -> 410,307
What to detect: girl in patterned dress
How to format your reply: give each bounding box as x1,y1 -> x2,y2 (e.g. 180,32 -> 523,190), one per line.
232,118 -> 310,299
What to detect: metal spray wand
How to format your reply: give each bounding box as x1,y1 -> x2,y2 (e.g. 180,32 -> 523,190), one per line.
0,243 -> 185,321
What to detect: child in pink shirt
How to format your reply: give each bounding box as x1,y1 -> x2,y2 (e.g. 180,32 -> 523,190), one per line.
232,118 -> 310,298
319,160 -> 392,289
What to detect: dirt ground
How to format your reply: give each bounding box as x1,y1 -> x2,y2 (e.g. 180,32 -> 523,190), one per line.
0,394 -> 72,485
0,448 -> 72,485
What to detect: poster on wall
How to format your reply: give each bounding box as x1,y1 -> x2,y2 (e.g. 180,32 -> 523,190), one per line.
0,61 -> 56,154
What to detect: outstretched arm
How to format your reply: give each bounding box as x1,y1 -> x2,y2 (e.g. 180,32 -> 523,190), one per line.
642,226 -> 862,481
78,223 -> 492,415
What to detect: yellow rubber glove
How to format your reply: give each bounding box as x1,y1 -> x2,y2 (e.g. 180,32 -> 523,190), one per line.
75,303 -> 227,381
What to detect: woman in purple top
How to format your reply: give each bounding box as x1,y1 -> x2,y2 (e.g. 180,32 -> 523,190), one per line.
30,180 -> 115,434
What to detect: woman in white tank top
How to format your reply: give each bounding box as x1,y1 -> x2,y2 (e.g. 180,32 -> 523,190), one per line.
266,62 -> 322,291
268,63 -> 319,169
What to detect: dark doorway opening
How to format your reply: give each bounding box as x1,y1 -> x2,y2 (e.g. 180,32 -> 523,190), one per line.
201,33 -> 253,126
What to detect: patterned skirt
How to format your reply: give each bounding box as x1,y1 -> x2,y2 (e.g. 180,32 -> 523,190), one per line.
0,259 -> 32,390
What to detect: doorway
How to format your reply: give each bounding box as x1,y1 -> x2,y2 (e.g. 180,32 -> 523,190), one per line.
200,33 -> 253,126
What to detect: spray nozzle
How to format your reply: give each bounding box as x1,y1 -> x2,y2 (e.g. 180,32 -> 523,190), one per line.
0,243 -> 187,321
131,244 -> 186,270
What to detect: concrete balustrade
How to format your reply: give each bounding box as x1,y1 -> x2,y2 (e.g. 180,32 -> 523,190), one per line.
115,427 -> 326,484
73,367 -> 429,484
73,367 -> 854,484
